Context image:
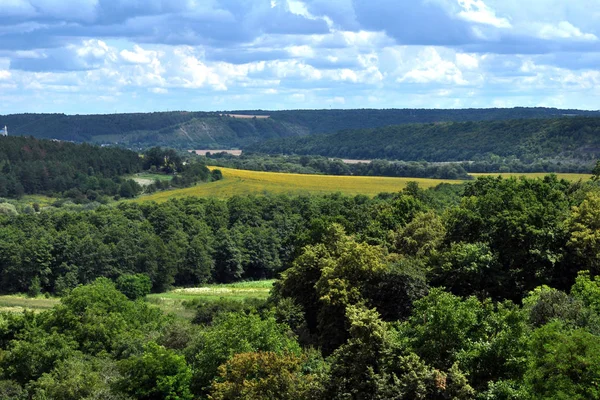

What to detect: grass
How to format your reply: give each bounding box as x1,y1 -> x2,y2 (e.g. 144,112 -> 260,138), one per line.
126,172 -> 174,186
136,167 -> 461,202
0,281 -> 273,319
0,295 -> 59,313
146,280 -> 274,319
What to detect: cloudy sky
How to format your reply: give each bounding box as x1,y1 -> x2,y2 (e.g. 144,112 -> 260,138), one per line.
0,0 -> 599,114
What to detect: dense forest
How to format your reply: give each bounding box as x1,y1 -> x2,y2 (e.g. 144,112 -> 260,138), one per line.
2,107 -> 598,149
0,137 -> 217,201
246,116 -> 600,163
201,153 -> 473,179
0,174 -> 600,398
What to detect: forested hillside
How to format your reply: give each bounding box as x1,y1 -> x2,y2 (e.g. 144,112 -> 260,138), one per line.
1,175 -> 600,398
2,107 -> 598,149
0,136 -> 142,199
0,137 -> 216,200
247,116 -> 600,162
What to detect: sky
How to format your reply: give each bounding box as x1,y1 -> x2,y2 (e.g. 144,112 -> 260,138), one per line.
0,0 -> 599,114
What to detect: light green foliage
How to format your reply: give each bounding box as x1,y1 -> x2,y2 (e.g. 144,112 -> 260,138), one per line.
524,321 -> 600,399
117,342 -> 193,400
46,278 -> 166,355
571,271 -> 600,315
567,192 -> 600,273
185,312 -> 301,396
209,351 -> 325,400
29,355 -> 126,400
396,210 -> 445,257
0,203 -> 18,216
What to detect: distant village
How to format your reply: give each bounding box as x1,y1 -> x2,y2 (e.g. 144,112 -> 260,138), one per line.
0,126 -> 7,136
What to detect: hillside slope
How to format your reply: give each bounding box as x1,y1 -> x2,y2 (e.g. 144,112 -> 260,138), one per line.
1,108 -> 598,149
245,117 -> 600,162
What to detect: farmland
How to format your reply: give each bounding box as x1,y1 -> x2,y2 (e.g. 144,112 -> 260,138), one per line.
135,167 -> 593,202
136,167 -> 461,201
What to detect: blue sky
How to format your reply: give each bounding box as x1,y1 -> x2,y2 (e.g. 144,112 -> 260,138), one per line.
0,0 -> 599,114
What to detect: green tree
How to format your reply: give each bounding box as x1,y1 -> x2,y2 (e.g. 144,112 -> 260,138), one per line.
185,312 -> 300,396
566,192 -> 600,274
117,342 -> 193,400
209,352 -> 324,400
116,273 -> 152,300
524,321 -> 600,399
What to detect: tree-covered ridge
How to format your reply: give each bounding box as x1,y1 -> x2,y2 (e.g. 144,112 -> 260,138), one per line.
2,107 -> 599,149
246,116 -> 600,162
0,136 -> 142,199
0,138 -> 218,201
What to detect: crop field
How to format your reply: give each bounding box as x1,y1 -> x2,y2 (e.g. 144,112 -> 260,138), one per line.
137,167 -> 461,202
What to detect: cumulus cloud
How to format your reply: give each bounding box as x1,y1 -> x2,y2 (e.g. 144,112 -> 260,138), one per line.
0,0 -> 599,113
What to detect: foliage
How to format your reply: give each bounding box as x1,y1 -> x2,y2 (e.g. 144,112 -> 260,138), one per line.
5,108 -> 597,149
116,273 -> 153,300
248,117 -> 600,163
116,342 -> 193,400
184,312 -> 301,396
209,351 -> 325,400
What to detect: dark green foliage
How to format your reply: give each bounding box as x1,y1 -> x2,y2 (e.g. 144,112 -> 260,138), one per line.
247,117 -> 600,164
0,136 -> 142,200
5,108 -> 597,149
191,298 -> 268,325
116,273 -> 152,300
203,153 -> 472,179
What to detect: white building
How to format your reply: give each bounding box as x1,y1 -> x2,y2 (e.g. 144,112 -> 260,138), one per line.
0,126 -> 6,136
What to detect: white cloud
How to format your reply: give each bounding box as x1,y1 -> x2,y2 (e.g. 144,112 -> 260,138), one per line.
0,70 -> 11,80
457,0 -> 512,28
535,21 -> 598,41
399,47 -> 468,85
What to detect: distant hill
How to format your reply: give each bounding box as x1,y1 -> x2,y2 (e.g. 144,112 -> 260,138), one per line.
1,108 -> 598,149
245,117 -> 600,163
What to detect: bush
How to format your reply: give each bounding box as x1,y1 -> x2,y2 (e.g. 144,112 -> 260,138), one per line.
115,274 -> 152,300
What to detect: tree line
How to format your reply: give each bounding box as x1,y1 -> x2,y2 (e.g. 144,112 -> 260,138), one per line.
0,174 -> 600,398
202,152 -> 473,179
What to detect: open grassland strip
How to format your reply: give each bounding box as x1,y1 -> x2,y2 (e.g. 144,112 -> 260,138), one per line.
470,172 -> 593,181
146,280 -> 274,319
136,167 -> 461,202
0,295 -> 60,313
126,173 -> 174,186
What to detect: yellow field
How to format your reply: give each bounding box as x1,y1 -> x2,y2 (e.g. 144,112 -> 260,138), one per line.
137,167 -> 460,202
470,173 -> 592,181
135,168 -> 594,202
